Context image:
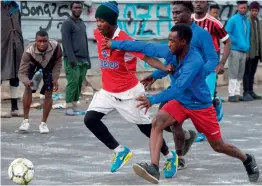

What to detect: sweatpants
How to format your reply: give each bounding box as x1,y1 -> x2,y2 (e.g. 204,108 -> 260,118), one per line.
228,50 -> 247,96
64,60 -> 88,105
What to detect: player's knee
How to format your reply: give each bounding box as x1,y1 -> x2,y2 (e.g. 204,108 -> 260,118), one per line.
24,86 -> 31,93
84,111 -> 103,129
44,91 -> 52,98
137,124 -> 151,138
152,114 -> 166,130
173,125 -> 184,139
210,140 -> 225,153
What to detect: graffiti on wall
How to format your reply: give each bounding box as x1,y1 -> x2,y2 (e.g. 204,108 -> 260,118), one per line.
19,1 -> 262,70
20,1 -> 262,41
117,4 -> 172,37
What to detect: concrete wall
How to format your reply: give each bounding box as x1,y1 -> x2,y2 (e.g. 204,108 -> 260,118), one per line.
1,0 -> 262,99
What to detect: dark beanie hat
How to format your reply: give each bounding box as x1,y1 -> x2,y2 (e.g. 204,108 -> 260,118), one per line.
95,1 -> 119,25
249,1 -> 260,10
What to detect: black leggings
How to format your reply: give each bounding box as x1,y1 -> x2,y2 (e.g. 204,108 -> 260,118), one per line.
84,110 -> 169,155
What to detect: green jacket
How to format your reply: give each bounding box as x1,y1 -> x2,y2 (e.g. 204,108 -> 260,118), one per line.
248,16 -> 262,59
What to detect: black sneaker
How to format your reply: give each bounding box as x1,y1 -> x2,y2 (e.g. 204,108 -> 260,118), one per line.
132,163 -> 160,184
183,130 -> 197,156
244,154 -> 259,182
240,94 -> 254,101
250,92 -> 262,100
178,158 -> 187,170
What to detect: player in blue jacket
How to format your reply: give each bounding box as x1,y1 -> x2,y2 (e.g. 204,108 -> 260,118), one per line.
103,1 -> 221,169
132,23 -> 259,184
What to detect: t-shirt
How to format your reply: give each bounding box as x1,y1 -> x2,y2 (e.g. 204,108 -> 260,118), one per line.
192,13 -> 229,52
94,28 -> 145,93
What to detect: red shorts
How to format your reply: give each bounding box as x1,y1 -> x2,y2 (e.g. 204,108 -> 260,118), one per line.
162,100 -> 221,140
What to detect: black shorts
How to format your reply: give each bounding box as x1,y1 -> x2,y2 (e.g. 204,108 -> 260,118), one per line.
28,63 -> 53,95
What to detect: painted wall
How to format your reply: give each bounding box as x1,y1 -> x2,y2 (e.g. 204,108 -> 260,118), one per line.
20,1 -> 262,72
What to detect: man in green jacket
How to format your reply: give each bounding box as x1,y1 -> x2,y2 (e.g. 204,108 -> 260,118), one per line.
242,1 -> 262,101
61,1 -> 91,116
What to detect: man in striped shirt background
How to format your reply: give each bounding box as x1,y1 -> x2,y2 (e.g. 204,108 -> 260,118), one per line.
192,0 -> 232,142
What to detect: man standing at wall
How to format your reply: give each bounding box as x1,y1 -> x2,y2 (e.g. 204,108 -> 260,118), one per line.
225,0 -> 250,102
1,1 -> 24,118
61,1 -> 91,116
242,1 -> 262,100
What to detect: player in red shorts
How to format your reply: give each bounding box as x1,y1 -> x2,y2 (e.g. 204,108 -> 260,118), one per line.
84,1 -> 178,176
132,24 -> 259,184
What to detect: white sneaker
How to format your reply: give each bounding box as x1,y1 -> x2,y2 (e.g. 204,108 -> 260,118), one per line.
39,122 -> 49,134
19,119 -> 30,131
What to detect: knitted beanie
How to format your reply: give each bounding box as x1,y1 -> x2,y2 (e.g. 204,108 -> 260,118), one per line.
249,1 -> 260,10
95,1 -> 119,25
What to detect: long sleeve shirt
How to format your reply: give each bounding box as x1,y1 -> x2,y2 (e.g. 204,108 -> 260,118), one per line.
225,13 -> 250,52
147,48 -> 212,109
61,17 -> 91,65
111,22 -> 218,86
19,40 -> 62,85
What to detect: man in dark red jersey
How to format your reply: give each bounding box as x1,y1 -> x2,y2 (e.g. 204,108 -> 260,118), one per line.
84,1 -> 178,177
193,0 -> 231,73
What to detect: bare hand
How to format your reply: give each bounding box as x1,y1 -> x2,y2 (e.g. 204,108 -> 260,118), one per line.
165,64 -> 176,73
102,37 -> 112,50
27,80 -> 33,87
140,75 -> 156,90
136,95 -> 151,114
215,63 -> 225,74
53,80 -> 59,92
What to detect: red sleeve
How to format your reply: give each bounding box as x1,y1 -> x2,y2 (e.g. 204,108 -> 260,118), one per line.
118,33 -> 145,60
214,22 -> 229,42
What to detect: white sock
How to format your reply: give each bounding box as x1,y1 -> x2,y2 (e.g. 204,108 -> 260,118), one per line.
10,86 -> 18,98
24,119 -> 29,122
178,156 -> 184,159
114,145 -> 124,153
40,122 -> 46,125
165,151 -> 173,159
184,130 -> 191,140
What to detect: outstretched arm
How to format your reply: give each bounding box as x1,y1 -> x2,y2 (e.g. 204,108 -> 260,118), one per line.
109,40 -> 171,59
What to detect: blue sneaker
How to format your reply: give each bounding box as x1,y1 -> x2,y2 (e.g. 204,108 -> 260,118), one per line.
214,96 -> 224,122
111,146 -> 132,172
194,132 -> 206,142
163,151 -> 178,178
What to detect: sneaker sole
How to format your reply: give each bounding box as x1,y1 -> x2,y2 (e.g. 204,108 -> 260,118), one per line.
132,164 -> 159,184
40,131 -> 49,134
19,129 -> 29,132
248,154 -> 260,182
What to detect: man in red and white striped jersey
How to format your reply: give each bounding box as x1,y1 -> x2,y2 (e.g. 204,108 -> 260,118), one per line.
193,0 -> 231,74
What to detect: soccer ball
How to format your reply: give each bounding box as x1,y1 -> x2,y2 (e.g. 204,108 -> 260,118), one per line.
8,158 -> 34,185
